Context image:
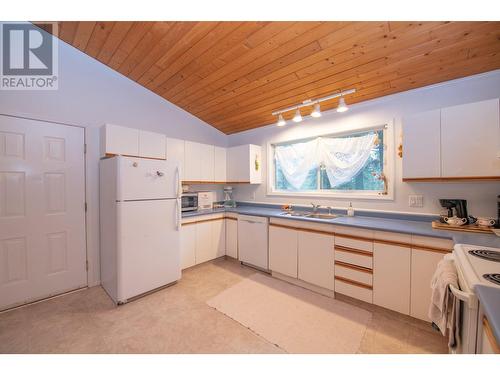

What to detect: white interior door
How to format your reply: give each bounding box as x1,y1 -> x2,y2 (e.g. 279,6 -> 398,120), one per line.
0,115 -> 87,311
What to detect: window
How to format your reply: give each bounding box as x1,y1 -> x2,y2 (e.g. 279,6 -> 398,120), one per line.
271,127 -> 388,197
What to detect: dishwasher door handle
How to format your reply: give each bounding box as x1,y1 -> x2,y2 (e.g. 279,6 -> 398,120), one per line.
240,220 -> 259,224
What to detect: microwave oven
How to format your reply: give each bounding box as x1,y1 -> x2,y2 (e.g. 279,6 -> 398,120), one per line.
181,193 -> 198,212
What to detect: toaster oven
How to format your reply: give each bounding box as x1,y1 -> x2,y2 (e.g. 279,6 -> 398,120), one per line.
181,193 -> 198,212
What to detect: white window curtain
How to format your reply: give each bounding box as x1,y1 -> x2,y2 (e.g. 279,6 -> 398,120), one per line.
275,132 -> 377,189
274,138 -> 320,189
319,133 -> 377,188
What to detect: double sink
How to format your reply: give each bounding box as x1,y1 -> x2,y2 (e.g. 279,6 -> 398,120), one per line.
279,211 -> 341,220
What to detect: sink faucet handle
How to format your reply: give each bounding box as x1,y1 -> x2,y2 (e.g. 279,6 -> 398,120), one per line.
311,202 -> 320,212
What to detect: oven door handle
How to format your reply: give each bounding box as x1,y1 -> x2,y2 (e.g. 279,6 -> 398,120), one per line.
449,284 -> 476,304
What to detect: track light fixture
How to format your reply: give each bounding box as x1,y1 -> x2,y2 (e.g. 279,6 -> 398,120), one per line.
276,113 -> 286,127
311,102 -> 321,118
272,88 -> 355,127
292,109 -> 303,123
336,96 -> 349,113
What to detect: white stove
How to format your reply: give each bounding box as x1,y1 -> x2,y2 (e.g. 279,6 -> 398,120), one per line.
451,243 -> 500,354
454,244 -> 500,290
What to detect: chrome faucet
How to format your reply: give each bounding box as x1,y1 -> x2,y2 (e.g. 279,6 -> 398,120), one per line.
326,206 -> 333,215
311,203 -> 320,213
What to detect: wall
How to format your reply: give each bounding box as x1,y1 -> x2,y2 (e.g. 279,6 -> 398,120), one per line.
0,30 -> 227,286
228,70 -> 500,218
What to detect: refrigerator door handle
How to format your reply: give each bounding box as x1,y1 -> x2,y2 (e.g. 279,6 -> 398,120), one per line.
175,198 -> 181,231
175,166 -> 182,199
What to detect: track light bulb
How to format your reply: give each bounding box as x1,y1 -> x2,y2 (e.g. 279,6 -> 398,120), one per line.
277,113 -> 286,127
311,102 -> 322,118
292,108 -> 303,123
337,97 -> 349,113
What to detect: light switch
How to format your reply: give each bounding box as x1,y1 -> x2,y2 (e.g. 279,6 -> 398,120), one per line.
409,195 -> 424,208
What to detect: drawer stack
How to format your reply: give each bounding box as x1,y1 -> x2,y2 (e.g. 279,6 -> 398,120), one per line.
334,233 -> 373,303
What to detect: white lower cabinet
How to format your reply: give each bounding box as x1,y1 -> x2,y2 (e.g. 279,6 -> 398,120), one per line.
195,221 -> 213,264
373,243 -> 411,315
298,231 -> 334,290
410,249 -> 446,321
225,218 -> 238,259
211,218 -> 226,259
181,216 -> 225,269
180,224 -> 196,269
269,225 -> 298,278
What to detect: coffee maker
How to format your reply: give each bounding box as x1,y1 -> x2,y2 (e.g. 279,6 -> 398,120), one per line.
439,199 -> 471,223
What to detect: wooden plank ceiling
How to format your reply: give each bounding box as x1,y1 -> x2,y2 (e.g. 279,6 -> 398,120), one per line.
42,21 -> 500,134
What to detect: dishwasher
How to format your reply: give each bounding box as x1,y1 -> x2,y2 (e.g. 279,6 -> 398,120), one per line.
237,215 -> 269,271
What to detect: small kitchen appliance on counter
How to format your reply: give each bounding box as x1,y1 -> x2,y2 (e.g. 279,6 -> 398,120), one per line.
435,198 -> 494,233
181,192 -> 198,212
223,186 -> 236,208
439,199 -> 470,223
197,191 -> 215,210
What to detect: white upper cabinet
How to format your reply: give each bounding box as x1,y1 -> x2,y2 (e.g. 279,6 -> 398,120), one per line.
441,98 -> 500,177
166,137 -> 185,178
100,124 -> 166,159
200,143 -> 215,182
402,109 -> 441,179
227,144 -> 262,184
214,146 -> 227,182
184,141 -> 215,182
100,124 -> 139,157
403,98 -> 500,179
138,130 -> 166,159
184,141 -> 202,181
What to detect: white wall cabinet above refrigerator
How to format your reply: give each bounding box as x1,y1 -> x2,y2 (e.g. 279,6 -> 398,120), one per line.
227,144 -> 262,184
402,98 -> 500,181
100,124 -> 166,159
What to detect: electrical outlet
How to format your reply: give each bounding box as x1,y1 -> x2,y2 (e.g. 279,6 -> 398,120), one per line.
408,195 -> 423,208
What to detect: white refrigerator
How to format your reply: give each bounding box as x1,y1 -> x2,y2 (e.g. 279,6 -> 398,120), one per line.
100,156 -> 182,304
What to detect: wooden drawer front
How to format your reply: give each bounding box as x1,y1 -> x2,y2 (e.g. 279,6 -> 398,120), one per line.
335,278 -> 373,304
335,236 -> 373,253
334,247 -> 373,269
335,262 -> 372,286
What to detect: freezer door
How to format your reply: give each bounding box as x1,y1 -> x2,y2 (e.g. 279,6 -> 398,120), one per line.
117,199 -> 181,302
117,156 -> 181,201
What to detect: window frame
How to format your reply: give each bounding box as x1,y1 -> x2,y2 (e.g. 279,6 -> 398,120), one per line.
266,121 -> 395,200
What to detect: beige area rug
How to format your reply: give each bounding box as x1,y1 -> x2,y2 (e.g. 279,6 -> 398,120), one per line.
207,273 -> 372,353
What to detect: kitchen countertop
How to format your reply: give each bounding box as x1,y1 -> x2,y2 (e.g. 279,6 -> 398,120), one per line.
475,285 -> 500,345
182,204 -> 500,248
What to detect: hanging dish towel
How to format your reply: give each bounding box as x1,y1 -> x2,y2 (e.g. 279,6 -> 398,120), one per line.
428,253 -> 461,348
